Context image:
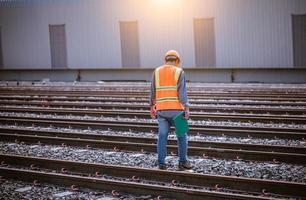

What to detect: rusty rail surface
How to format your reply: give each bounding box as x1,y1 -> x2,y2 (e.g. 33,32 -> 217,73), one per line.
0,154 -> 305,199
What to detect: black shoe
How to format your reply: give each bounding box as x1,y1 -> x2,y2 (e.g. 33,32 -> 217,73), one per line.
178,161 -> 193,170
158,165 -> 167,170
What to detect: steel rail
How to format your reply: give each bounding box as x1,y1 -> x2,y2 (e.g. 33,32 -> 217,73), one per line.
2,83 -> 306,91
1,95 -> 306,105
2,92 -> 306,102
3,84 -> 306,91
1,107 -> 305,124
0,154 -> 305,198
1,117 -> 305,140
0,133 -> 305,164
0,96 -> 306,106
1,88 -> 306,97
0,127 -> 305,155
1,93 -> 306,102
0,100 -> 305,115
1,115 -> 305,133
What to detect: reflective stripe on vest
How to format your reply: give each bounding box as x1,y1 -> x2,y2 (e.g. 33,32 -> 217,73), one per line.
154,65 -> 184,110
156,97 -> 179,102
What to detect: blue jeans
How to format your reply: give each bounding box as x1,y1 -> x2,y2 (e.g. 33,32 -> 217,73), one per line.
157,110 -> 188,166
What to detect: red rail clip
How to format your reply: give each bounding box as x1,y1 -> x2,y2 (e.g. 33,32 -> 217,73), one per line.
33,180 -> 41,187
95,172 -> 102,177
61,168 -> 68,174
132,176 -> 140,182
214,184 -> 222,191
272,159 -> 279,164
111,190 -> 119,197
202,154 -> 208,159
0,161 -> 7,167
30,164 -> 38,170
171,180 -> 178,186
261,189 -> 268,196
236,156 -> 242,161
70,185 -> 79,191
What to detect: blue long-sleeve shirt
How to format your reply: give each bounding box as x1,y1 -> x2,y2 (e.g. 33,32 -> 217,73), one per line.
149,66 -> 189,108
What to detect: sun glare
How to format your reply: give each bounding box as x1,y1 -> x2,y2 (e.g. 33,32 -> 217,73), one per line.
151,0 -> 182,12
154,0 -> 180,7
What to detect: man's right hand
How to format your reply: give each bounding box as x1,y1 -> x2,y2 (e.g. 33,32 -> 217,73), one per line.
150,106 -> 157,119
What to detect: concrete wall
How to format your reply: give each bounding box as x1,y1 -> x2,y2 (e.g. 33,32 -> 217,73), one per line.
0,0 -> 305,69
1,68 -> 306,83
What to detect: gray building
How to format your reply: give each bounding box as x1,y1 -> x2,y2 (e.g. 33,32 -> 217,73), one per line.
0,0 -> 306,82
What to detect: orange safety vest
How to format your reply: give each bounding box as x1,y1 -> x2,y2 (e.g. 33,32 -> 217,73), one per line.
154,65 -> 184,111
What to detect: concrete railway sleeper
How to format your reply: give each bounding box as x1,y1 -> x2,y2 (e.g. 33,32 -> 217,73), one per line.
0,154 -> 305,199
0,133 -> 305,164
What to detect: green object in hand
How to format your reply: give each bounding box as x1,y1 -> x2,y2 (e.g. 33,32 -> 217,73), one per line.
173,112 -> 189,137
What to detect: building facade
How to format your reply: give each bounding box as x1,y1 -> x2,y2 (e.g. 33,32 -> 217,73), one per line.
0,0 -> 305,69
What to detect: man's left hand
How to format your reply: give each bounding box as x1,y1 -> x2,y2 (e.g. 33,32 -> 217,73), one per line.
184,107 -> 190,120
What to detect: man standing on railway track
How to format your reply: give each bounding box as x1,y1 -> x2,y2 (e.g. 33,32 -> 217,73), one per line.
150,50 -> 193,170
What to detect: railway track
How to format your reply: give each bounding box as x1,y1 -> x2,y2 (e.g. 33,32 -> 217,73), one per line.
1,100 -> 305,115
2,94 -> 306,105
1,106 -> 305,124
1,127 -> 304,154
2,87 -> 306,97
1,154 -> 305,199
1,116 -> 305,139
1,83 -> 306,199
0,128 -> 305,164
